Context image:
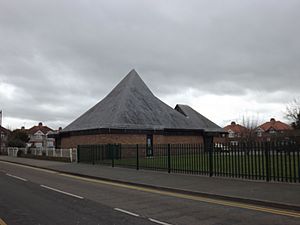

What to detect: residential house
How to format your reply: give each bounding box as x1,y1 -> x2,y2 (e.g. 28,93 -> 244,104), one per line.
0,126 -> 10,153
58,69 -> 224,150
223,122 -> 248,144
47,127 -> 62,149
27,122 -> 55,149
256,118 -> 292,141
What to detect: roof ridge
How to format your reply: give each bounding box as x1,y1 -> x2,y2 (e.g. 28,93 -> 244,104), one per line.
62,70 -> 222,132
111,69 -> 155,125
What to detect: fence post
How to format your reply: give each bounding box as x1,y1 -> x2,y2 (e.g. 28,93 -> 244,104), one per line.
209,145 -> 213,177
168,144 -> 171,173
92,147 -> 95,165
204,135 -> 214,177
70,149 -> 73,162
265,142 -> 270,182
77,146 -> 80,163
136,144 -> 139,170
111,144 -> 115,168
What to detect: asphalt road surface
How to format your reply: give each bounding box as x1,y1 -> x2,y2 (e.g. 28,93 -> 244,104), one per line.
0,161 -> 299,225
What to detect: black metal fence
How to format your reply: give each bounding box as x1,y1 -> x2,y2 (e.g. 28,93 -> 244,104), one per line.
77,142 -> 300,183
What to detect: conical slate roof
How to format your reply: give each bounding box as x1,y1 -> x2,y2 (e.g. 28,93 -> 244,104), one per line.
62,70 -> 198,132
175,104 -> 224,133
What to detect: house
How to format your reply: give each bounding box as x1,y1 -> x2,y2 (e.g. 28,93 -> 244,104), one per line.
47,127 -> 62,149
26,122 -> 55,149
223,122 -> 248,144
0,126 -> 10,153
58,69 -> 224,149
256,118 -> 292,141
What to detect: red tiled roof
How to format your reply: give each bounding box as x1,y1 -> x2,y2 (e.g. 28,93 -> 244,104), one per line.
224,122 -> 248,134
258,118 -> 292,132
27,123 -> 53,135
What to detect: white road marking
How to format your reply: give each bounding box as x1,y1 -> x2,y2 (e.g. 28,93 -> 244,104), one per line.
2,160 -> 300,219
149,218 -> 172,225
114,208 -> 140,217
40,185 -> 84,199
6,173 -> 27,182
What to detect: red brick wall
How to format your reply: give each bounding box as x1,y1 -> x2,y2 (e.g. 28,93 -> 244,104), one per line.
153,135 -> 203,144
61,134 -> 144,148
61,133 -> 203,149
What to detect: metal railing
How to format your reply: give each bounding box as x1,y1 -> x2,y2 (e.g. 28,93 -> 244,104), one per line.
77,142 -> 300,183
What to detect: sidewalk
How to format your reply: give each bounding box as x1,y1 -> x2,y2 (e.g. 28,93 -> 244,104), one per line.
0,155 -> 299,209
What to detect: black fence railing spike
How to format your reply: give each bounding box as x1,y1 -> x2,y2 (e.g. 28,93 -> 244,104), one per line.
77,141 -> 300,183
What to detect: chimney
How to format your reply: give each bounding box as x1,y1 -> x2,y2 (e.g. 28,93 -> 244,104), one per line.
270,118 -> 276,123
21,126 -> 25,130
231,121 -> 236,125
38,122 -> 43,126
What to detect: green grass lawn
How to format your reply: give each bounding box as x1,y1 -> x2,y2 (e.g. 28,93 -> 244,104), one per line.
111,152 -> 300,182
80,148 -> 300,182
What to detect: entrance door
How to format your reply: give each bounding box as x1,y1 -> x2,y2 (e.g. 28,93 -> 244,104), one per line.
204,135 -> 213,152
146,134 -> 153,157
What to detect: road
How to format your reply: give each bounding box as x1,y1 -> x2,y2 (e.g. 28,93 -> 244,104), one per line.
0,161 -> 299,225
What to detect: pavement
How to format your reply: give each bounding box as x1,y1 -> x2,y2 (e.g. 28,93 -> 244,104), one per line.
0,155 -> 299,210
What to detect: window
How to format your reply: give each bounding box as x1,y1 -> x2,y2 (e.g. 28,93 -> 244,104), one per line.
35,143 -> 43,148
47,141 -> 54,147
257,131 -> 262,137
256,128 -> 263,137
228,131 -> 235,138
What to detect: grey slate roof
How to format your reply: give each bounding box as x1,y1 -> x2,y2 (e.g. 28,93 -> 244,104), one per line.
175,104 -> 224,133
62,69 -> 223,133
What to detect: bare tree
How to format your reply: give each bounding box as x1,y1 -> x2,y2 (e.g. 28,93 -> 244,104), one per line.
286,98 -> 300,129
241,114 -> 260,142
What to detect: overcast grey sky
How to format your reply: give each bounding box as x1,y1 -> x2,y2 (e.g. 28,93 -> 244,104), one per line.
0,0 -> 299,130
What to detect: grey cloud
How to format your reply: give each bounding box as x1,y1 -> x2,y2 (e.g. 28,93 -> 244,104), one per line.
0,0 -> 299,128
